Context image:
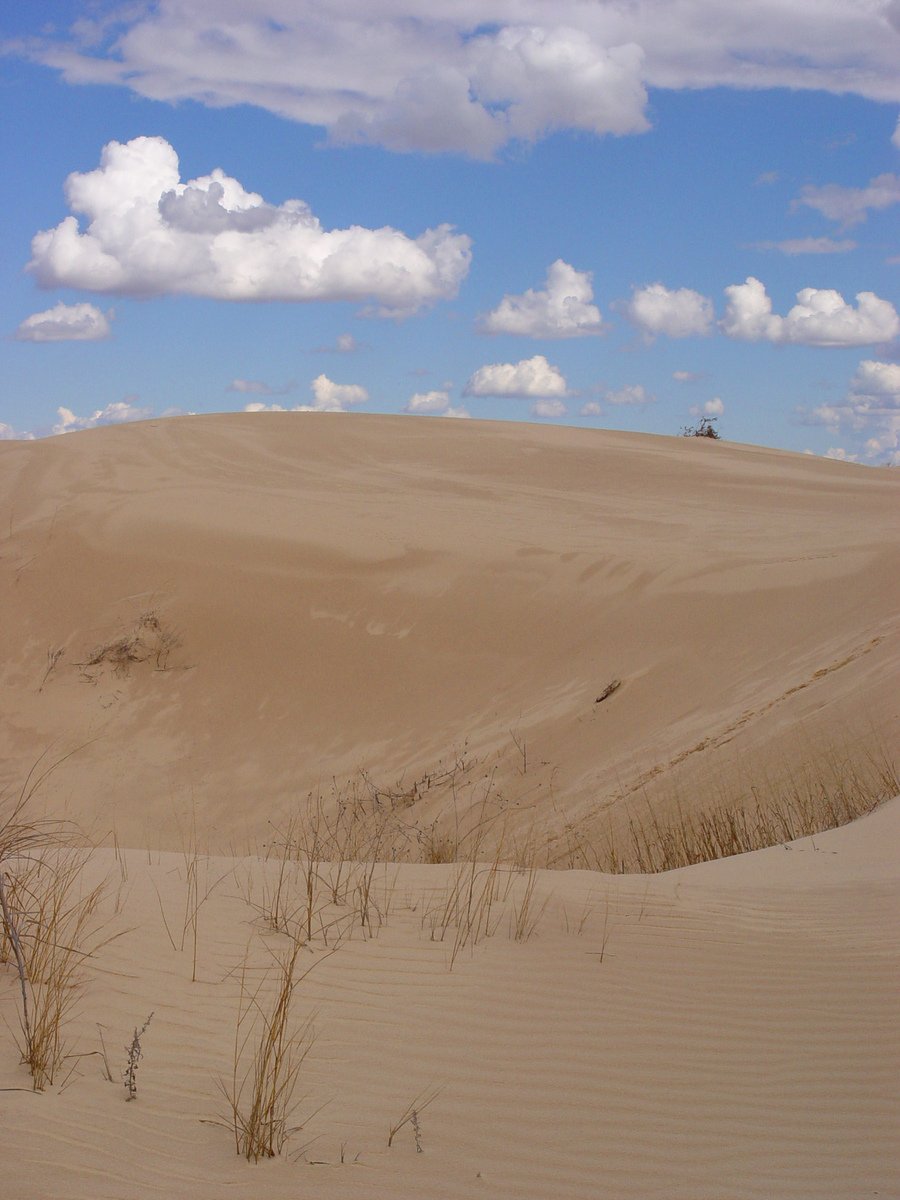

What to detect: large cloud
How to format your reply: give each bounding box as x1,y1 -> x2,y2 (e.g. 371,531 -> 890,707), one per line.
463,355 -> 568,398
478,260 -> 604,337
722,277 -> 900,347
15,301 -> 113,342
15,3 -> 900,158
622,283 -> 714,339
28,137 -> 471,315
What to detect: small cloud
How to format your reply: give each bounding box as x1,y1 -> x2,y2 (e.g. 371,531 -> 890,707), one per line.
306,374 -> 369,411
0,422 -> 35,441
241,373 -> 370,413
403,389 -> 469,417
478,260 -> 604,338
823,447 -> 859,461
605,383 -> 654,406
15,301 -> 113,342
893,115 -> 900,150
53,397 -> 152,434
722,277 -> 899,346
672,370 -> 703,383
227,378 -> 295,396
464,355 -> 568,398
753,237 -> 857,256
621,283 -> 714,339
531,398 -> 567,419
690,397 -> 725,417
580,400 -> 603,417
314,332 -> 365,353
793,172 -> 900,227
754,171 -> 780,186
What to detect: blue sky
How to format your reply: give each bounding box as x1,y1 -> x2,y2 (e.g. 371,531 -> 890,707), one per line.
1,2 -> 899,461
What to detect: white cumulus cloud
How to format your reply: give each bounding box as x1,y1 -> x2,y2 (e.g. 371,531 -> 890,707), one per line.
800,359 -> 900,464
0,422 -> 35,441
15,301 -> 113,342
406,390 -> 449,414
243,373 -> 369,413
405,391 -> 470,417
53,398 -> 152,435
28,136 -> 471,316
478,260 -> 604,338
622,283 -> 714,339
722,277 -> 900,347
463,355 -> 568,398
307,374 -> 368,411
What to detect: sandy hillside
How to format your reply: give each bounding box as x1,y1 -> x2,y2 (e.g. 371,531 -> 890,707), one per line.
1,802 -> 898,1199
1,412 -> 897,850
1,414 -> 898,1198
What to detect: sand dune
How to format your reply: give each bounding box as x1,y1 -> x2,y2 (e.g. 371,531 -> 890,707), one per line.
1,413 -> 897,848
1,414 -> 898,1197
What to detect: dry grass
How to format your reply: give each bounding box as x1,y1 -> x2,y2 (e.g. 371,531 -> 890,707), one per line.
578,745 -> 899,874
1,748 -> 107,1091
219,942 -> 328,1161
1,850 -> 106,1090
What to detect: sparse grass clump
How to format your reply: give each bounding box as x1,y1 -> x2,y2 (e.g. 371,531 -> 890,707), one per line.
1,751 -> 106,1091
220,943 -> 326,1161
1,849 -> 105,1089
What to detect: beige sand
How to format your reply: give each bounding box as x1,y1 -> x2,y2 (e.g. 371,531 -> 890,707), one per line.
1,414 -> 898,1197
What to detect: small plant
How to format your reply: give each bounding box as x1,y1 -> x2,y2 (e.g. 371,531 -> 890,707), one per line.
387,1086 -> 441,1149
124,1013 -> 154,1100
681,416 -> 720,439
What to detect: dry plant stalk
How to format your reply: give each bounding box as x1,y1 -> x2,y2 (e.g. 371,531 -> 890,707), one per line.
124,1012 -> 153,1100
387,1086 -> 442,1149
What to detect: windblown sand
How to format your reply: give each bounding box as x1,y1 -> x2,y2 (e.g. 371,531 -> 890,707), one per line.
1,414 -> 897,1197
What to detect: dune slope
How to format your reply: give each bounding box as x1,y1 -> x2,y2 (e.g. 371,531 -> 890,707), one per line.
1,413 -> 897,848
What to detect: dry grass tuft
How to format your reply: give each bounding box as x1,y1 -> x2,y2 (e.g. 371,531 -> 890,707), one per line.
219,942 -> 329,1161
1,850 -> 106,1089
1,747 -> 107,1090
